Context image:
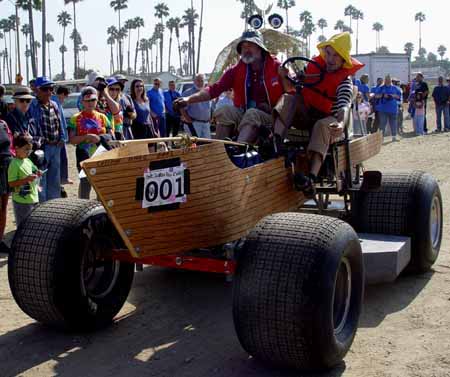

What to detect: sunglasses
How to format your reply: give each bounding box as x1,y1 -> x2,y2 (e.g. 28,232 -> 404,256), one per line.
18,98 -> 31,103
83,98 -> 97,103
109,87 -> 121,92
39,86 -> 54,92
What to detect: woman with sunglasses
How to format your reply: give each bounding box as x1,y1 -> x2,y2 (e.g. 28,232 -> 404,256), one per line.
68,86 -> 111,199
130,79 -> 158,139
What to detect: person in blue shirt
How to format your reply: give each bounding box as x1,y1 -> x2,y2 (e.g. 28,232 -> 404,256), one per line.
180,74 -> 211,138
374,74 -> 402,142
163,80 -> 181,136
432,76 -> 450,132
392,78 -> 404,135
147,78 -> 166,137
357,74 -> 370,102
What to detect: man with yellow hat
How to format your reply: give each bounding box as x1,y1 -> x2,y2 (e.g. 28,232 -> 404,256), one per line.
273,32 -> 364,193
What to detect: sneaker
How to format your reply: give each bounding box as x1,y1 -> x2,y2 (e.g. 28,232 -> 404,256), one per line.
293,173 -> 316,197
392,136 -> 400,142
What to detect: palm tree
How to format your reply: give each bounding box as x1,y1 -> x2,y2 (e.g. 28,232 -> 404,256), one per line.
69,29 -> 82,75
110,0 -> 128,73
414,12 -> 426,52
124,18 -> 135,74
181,40 -> 189,74
173,17 -> 183,76
404,42 -> 414,58
64,0 -> 83,78
299,10 -> 314,57
57,11 -> 71,79
138,38 -> 146,74
25,48 -> 32,82
277,0 -> 296,34
154,2 -> 169,72
153,23 -> 164,73
181,7 -> 199,76
21,24 -> 31,82
133,16 -> 144,74
372,22 -> 383,51
166,17 -> 178,72
196,0 -> 204,73
437,45 -> 447,61
147,37 -> 154,73
317,18 -> 327,40
41,0 -> 47,76
7,16 -> 16,82
352,9 -> 363,54
81,44 -> 88,70
34,40 -> 41,69
45,33 -> 54,78
107,25 -> 119,72
237,0 -> 258,30
334,19 -> 345,32
107,36 -> 115,74
17,0 -> 41,78
317,35 -> 326,43
0,20 -> 11,82
418,47 -> 427,59
344,5 -> 356,32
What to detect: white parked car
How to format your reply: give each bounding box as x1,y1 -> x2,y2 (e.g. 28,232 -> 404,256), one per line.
62,93 -> 80,122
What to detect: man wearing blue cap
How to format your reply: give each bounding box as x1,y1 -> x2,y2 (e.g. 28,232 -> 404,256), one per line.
28,76 -> 66,201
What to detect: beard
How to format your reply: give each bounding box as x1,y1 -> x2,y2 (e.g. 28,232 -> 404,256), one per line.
242,54 -> 256,64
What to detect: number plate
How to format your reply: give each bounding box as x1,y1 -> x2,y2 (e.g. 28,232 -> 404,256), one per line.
142,165 -> 187,208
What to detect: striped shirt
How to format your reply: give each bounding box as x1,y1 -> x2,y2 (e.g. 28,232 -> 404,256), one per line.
330,77 -> 354,117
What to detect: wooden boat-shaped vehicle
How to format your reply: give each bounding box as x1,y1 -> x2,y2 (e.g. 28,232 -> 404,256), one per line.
8,132 -> 443,372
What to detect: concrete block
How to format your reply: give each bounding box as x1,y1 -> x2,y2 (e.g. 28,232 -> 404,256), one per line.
358,233 -> 411,285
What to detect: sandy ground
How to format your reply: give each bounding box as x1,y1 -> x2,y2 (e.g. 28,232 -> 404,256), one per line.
1,106 -> 450,377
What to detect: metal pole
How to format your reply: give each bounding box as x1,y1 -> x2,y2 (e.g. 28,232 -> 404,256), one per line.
15,4 -> 21,76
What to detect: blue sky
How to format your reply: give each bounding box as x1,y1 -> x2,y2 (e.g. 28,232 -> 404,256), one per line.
0,0 -> 447,79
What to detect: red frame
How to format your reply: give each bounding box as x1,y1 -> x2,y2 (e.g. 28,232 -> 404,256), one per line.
111,250 -> 237,275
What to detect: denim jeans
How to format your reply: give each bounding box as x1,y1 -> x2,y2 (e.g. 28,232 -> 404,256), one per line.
39,144 -> 62,202
378,112 -> 398,137
435,104 -> 450,131
60,143 -> 69,182
413,114 -> 425,135
184,121 -> 211,138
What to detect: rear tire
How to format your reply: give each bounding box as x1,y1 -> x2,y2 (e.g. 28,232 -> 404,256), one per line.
233,213 -> 364,370
352,171 -> 442,272
8,199 -> 134,330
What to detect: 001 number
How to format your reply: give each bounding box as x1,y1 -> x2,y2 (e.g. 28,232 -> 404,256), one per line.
144,176 -> 185,203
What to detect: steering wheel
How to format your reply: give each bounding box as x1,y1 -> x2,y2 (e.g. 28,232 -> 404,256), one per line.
282,56 -> 325,88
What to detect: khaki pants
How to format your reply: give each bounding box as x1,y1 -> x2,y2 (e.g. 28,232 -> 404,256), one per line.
214,105 -> 273,144
273,93 -> 341,161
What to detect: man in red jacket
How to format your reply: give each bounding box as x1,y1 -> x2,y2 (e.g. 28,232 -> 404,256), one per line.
174,31 -> 289,143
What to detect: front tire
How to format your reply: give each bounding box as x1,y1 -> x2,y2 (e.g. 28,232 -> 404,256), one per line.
233,213 -> 364,370
8,199 -> 134,330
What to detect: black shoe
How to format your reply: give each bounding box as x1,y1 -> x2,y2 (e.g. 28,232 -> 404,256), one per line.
293,173 -> 316,197
0,241 -> 10,255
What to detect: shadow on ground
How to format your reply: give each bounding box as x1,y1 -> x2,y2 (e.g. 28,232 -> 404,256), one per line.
0,263 -> 433,377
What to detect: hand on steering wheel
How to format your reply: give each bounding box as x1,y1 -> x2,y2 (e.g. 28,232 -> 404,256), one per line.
281,56 -> 325,88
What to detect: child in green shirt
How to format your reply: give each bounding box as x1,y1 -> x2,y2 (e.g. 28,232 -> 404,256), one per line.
8,133 -> 43,226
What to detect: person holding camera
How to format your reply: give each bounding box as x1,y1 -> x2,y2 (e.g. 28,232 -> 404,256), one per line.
114,74 -> 136,140
373,74 -> 402,142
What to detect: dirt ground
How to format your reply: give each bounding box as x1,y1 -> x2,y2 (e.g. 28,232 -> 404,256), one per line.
1,105 -> 450,377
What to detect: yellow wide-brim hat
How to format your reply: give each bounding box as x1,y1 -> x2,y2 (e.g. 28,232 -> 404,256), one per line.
317,32 -> 353,69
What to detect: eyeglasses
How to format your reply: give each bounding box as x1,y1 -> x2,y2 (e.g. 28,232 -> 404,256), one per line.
83,98 -> 97,103
40,87 -> 54,92
18,99 -> 31,103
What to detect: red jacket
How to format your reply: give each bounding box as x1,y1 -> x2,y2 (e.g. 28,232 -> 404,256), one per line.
303,55 -> 364,115
207,55 -> 284,111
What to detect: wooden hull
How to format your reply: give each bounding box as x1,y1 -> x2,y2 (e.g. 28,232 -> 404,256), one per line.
82,142 -> 304,258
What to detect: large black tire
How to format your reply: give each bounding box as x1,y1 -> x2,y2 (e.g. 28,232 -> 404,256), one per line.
351,171 -> 442,272
233,213 -> 364,370
8,199 -> 134,330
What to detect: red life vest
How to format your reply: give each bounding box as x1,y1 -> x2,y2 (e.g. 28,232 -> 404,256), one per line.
232,54 -> 284,110
303,55 -> 364,115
